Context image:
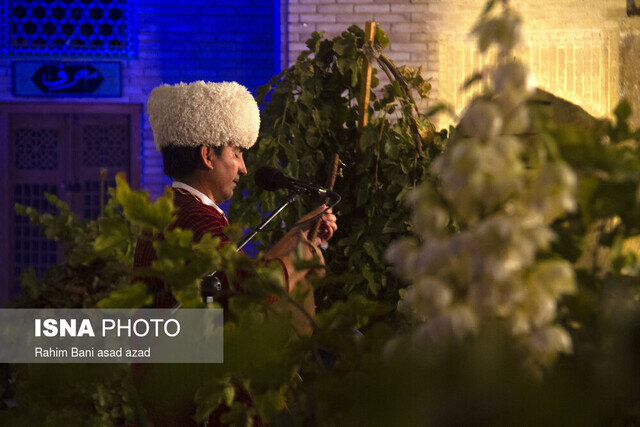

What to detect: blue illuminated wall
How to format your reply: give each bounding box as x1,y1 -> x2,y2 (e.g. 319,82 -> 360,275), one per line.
0,0 -> 282,199
139,0 -> 281,196
139,0 -> 281,194
144,0 -> 280,90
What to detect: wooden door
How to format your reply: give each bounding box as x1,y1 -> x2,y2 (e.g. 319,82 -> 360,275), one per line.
0,103 -> 141,303
71,113 -> 132,219
8,113 -> 68,301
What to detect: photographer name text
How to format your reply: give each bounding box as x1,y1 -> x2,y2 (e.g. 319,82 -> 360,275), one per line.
35,346 -> 151,358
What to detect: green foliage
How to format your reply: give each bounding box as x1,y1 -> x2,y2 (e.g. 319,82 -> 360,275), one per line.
0,364 -> 147,426
532,99 -> 640,382
11,190 -> 135,308
7,168 -> 390,424
96,282 -> 153,308
230,26 -> 441,307
5,175 -> 150,424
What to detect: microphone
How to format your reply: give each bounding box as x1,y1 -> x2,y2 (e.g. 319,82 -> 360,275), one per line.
254,167 -> 330,197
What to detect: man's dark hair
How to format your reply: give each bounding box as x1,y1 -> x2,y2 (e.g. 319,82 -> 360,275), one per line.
162,145 -> 224,180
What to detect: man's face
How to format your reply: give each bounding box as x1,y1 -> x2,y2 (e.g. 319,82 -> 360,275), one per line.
209,145 -> 247,203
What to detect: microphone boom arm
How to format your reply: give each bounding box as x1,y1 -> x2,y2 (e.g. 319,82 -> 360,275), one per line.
199,192 -> 301,305
236,192 -> 301,251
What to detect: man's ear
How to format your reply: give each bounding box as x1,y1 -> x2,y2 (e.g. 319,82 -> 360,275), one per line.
201,146 -> 215,170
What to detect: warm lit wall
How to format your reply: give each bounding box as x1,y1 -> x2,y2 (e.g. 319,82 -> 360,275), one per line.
435,0 -> 631,123
285,0 -> 640,126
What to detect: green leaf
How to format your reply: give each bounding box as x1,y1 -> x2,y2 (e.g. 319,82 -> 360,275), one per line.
222,383 -> 236,406
256,83 -> 272,104
346,25 -> 365,39
282,141 -> 298,165
363,241 -> 378,261
173,281 -> 204,308
382,217 -> 405,234
220,402 -> 250,425
481,0 -> 498,16
96,282 -> 153,308
359,126 -> 379,150
363,267 -> 380,295
19,268 -> 42,299
614,100 -> 632,123
333,36 -> 351,56
194,377 -> 236,422
374,26 -> 389,48
93,217 -> 131,255
462,72 -> 484,90
115,173 -> 175,233
356,181 -> 370,207
257,389 -> 286,422
577,176 -> 599,223
336,56 -> 352,75
305,31 -> 324,52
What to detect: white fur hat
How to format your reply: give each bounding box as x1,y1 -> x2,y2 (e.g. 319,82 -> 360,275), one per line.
147,81 -> 260,152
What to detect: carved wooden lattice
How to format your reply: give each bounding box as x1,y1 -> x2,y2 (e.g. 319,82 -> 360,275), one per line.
83,180 -> 115,220
79,117 -> 129,219
82,124 -> 128,167
12,183 -> 59,292
13,128 -> 59,171
3,0 -> 135,56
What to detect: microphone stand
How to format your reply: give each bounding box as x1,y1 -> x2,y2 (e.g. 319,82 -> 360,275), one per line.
236,192 -> 300,251
200,192 -> 301,304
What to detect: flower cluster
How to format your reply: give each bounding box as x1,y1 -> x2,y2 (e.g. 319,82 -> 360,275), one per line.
386,2 -> 577,370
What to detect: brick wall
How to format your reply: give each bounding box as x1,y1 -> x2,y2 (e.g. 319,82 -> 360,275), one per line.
286,0 -> 438,100
1,0 -> 280,199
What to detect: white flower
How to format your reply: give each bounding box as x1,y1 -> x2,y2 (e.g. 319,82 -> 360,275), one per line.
502,106 -> 530,135
530,325 -> 573,355
409,188 -> 449,239
493,62 -> 535,109
528,163 -> 577,222
407,277 -> 453,321
412,306 -> 478,347
385,240 -> 418,276
385,1 -> 577,371
414,241 -> 451,276
524,289 -> 557,328
473,12 -> 521,54
529,260 -> 576,298
460,101 -> 503,141
510,309 -> 531,335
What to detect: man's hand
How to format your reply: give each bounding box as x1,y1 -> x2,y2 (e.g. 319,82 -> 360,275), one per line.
294,204 -> 338,245
267,204 -> 337,259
